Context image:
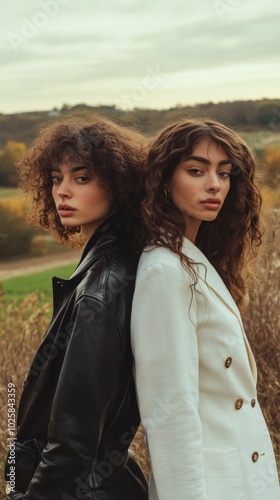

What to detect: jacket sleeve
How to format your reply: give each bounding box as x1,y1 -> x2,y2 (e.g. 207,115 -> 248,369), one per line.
25,295 -> 119,500
131,262 -> 208,500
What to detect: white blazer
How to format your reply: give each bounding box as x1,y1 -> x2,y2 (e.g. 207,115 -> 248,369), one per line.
131,238 -> 280,500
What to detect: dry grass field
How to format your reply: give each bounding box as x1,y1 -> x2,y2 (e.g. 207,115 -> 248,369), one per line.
0,214 -> 279,497
0,293 -> 150,497
242,210 -> 280,465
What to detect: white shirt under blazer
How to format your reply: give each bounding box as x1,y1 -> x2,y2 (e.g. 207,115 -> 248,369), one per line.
131,237 -> 280,500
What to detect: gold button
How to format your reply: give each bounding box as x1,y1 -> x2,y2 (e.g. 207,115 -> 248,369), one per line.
225,357 -> 232,368
251,399 -> 256,407
252,451 -> 259,462
235,398 -> 243,410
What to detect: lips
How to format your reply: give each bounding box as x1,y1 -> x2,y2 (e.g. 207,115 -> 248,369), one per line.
58,204 -> 76,217
201,198 -> 221,210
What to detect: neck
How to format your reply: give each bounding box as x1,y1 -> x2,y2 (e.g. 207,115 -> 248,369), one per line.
184,221 -> 201,244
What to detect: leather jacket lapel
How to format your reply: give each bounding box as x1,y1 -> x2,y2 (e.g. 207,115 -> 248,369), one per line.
70,216 -> 118,280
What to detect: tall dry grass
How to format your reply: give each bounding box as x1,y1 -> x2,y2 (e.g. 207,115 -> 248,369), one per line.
0,294 -> 149,498
242,210 -> 280,465
0,295 -> 50,498
0,216 -> 279,497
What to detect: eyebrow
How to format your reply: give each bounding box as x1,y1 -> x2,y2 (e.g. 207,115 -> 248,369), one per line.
185,155 -> 232,166
51,165 -> 89,173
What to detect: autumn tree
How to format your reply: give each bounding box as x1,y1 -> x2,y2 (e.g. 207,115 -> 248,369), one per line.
0,140 -> 26,187
0,203 -> 34,258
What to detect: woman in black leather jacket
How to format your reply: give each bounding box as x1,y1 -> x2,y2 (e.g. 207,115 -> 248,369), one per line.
5,116 -> 148,500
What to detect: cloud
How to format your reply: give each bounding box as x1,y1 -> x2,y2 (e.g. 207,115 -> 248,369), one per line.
0,0 -> 279,113
132,11 -> 280,73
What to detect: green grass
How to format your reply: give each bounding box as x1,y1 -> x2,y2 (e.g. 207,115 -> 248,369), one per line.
1,263 -> 76,302
0,186 -> 19,199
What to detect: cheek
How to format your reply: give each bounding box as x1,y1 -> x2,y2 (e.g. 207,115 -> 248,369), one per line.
173,183 -> 195,203
51,186 -> 57,199
224,181 -> 231,198
170,174 -> 191,198
89,187 -> 112,210
99,188 -> 112,206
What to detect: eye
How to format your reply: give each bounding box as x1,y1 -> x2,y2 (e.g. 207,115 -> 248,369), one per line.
218,171 -> 231,178
188,168 -> 203,176
51,175 -> 61,184
76,176 -> 89,183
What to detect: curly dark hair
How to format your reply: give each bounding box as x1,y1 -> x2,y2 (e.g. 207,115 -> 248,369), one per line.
17,114 -> 148,251
142,117 -> 262,306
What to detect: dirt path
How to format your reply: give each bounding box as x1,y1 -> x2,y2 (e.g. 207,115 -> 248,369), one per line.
0,250 -> 82,281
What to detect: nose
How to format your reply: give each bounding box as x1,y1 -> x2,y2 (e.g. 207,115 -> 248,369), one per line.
56,179 -> 72,199
206,173 -> 221,193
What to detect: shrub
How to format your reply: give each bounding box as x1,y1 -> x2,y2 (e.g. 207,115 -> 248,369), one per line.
0,141 -> 26,187
29,235 -> 49,256
0,202 -> 35,259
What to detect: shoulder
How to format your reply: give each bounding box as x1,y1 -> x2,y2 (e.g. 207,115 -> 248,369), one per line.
135,241 -> 214,296
135,245 -> 190,292
137,245 -> 181,272
78,242 -> 138,303
138,239 -> 209,270
136,238 -> 208,276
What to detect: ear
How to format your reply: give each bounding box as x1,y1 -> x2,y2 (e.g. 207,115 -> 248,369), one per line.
164,182 -> 170,198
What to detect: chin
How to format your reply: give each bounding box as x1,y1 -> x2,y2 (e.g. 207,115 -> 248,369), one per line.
202,214 -> 219,222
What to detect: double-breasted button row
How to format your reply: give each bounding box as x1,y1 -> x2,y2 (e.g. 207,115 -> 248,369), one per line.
234,398 -> 256,410
226,358 -> 257,411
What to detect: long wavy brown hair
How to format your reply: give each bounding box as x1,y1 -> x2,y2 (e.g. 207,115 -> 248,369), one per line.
17,114 -> 147,251
142,118 -> 262,306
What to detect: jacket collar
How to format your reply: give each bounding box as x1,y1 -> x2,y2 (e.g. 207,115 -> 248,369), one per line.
182,237 -> 240,319
69,216 -> 119,280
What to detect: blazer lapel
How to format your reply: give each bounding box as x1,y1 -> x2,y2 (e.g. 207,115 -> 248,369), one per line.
182,238 -> 240,317
182,238 -> 257,382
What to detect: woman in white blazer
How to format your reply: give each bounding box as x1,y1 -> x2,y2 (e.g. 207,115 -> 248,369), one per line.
131,118 -> 280,499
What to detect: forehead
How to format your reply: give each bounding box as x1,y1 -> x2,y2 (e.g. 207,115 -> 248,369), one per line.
51,155 -> 89,171
189,138 -> 228,158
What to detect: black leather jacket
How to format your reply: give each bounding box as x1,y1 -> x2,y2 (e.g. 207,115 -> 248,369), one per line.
6,217 -> 147,500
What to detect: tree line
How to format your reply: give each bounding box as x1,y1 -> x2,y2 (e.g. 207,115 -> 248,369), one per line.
0,98 -> 280,148
0,99 -> 280,259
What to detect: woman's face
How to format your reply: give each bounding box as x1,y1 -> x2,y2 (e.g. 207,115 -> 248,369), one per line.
51,159 -> 113,240
168,139 -> 232,242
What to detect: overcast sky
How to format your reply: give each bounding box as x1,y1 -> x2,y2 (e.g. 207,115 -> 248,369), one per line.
0,0 -> 279,114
